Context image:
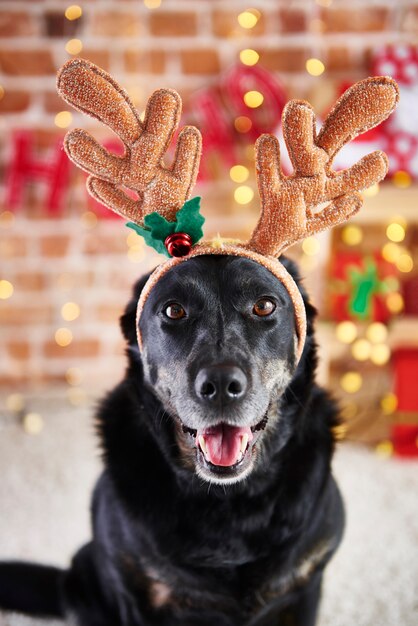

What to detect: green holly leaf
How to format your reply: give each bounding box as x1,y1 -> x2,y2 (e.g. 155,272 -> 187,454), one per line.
143,212 -> 176,242
126,222 -> 171,257
125,196 -> 204,257
175,197 -> 205,244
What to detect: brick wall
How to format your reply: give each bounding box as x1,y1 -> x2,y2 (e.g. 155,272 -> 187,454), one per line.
0,0 -> 416,394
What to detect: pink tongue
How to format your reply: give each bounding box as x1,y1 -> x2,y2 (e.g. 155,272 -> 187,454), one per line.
197,424 -> 253,467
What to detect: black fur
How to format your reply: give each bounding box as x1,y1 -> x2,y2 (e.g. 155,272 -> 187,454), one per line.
0,255 -> 344,626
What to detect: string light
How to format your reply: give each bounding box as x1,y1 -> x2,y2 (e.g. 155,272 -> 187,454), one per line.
234,185 -> 254,204
362,183 -> 380,197
306,58 -> 325,76
302,236 -> 320,256
237,9 -> 261,29
234,116 -> 252,133
386,222 -> 405,242
230,165 -> 249,183
366,322 -> 388,344
239,49 -> 259,66
54,111 -> 72,129
375,440 -> 393,458
0,279 -> 14,299
65,5 -> 83,20
55,327 -> 73,347
341,225 -> 363,246
61,302 -> 80,321
370,343 -> 391,365
336,321 -> 357,344
65,38 -> 83,55
392,170 -> 411,188
144,0 -> 162,8
380,392 -> 398,415
23,412 -> 44,435
340,371 -> 363,393
351,339 -> 371,361
243,91 -> 264,108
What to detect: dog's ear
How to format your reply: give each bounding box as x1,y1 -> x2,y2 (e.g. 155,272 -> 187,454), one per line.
120,272 -> 153,344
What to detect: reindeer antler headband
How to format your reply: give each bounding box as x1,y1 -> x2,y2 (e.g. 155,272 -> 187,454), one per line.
57,59 -> 399,362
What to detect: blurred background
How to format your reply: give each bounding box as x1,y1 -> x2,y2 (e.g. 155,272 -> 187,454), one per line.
0,1 -> 417,625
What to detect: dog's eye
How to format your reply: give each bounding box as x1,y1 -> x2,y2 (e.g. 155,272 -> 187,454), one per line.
164,303 -> 186,320
253,298 -> 276,317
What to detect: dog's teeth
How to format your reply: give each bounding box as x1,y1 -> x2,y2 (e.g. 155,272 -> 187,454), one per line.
198,435 -> 208,456
238,451 -> 243,462
240,434 -> 249,453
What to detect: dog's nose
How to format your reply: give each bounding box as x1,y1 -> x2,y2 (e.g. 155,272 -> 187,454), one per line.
194,365 -> 247,405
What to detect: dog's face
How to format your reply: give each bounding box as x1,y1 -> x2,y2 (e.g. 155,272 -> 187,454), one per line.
138,256 -> 300,485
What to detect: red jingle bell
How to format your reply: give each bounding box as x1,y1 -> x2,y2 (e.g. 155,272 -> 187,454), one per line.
164,232 -> 192,257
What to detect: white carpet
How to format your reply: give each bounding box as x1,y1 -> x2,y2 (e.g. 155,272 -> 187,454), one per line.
0,396 -> 417,625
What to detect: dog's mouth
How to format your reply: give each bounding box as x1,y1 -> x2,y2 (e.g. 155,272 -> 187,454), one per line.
181,414 -> 268,482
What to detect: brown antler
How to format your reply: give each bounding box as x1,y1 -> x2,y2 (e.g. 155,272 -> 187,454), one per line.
57,59 -> 202,224
249,76 -> 399,257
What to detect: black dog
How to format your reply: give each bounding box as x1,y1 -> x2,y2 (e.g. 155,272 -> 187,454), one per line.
0,255 -> 344,626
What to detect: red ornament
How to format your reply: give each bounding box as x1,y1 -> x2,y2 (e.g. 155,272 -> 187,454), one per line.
165,232 -> 192,257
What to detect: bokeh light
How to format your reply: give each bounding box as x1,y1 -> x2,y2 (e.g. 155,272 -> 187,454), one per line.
239,49 -> 259,66
381,393 -> 398,415
65,38 -> 83,55
0,279 -> 14,300
55,328 -> 73,347
65,5 -> 82,20
386,292 -> 404,314
234,116 -> 252,133
234,185 -> 254,204
342,225 -> 363,246
351,339 -> 371,361
340,372 -> 363,393
54,111 -> 72,129
363,183 -> 380,197
23,413 -> 44,435
386,223 -> 405,243
392,170 -> 411,188
306,58 -> 325,76
302,236 -> 320,256
243,91 -> 264,108
65,367 -> 83,386
336,321 -> 358,344
370,343 -> 391,366
375,440 -> 394,458
61,302 -> 81,322
366,322 -> 388,344
230,165 -> 249,183
396,253 -> 413,273
237,9 -> 260,29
